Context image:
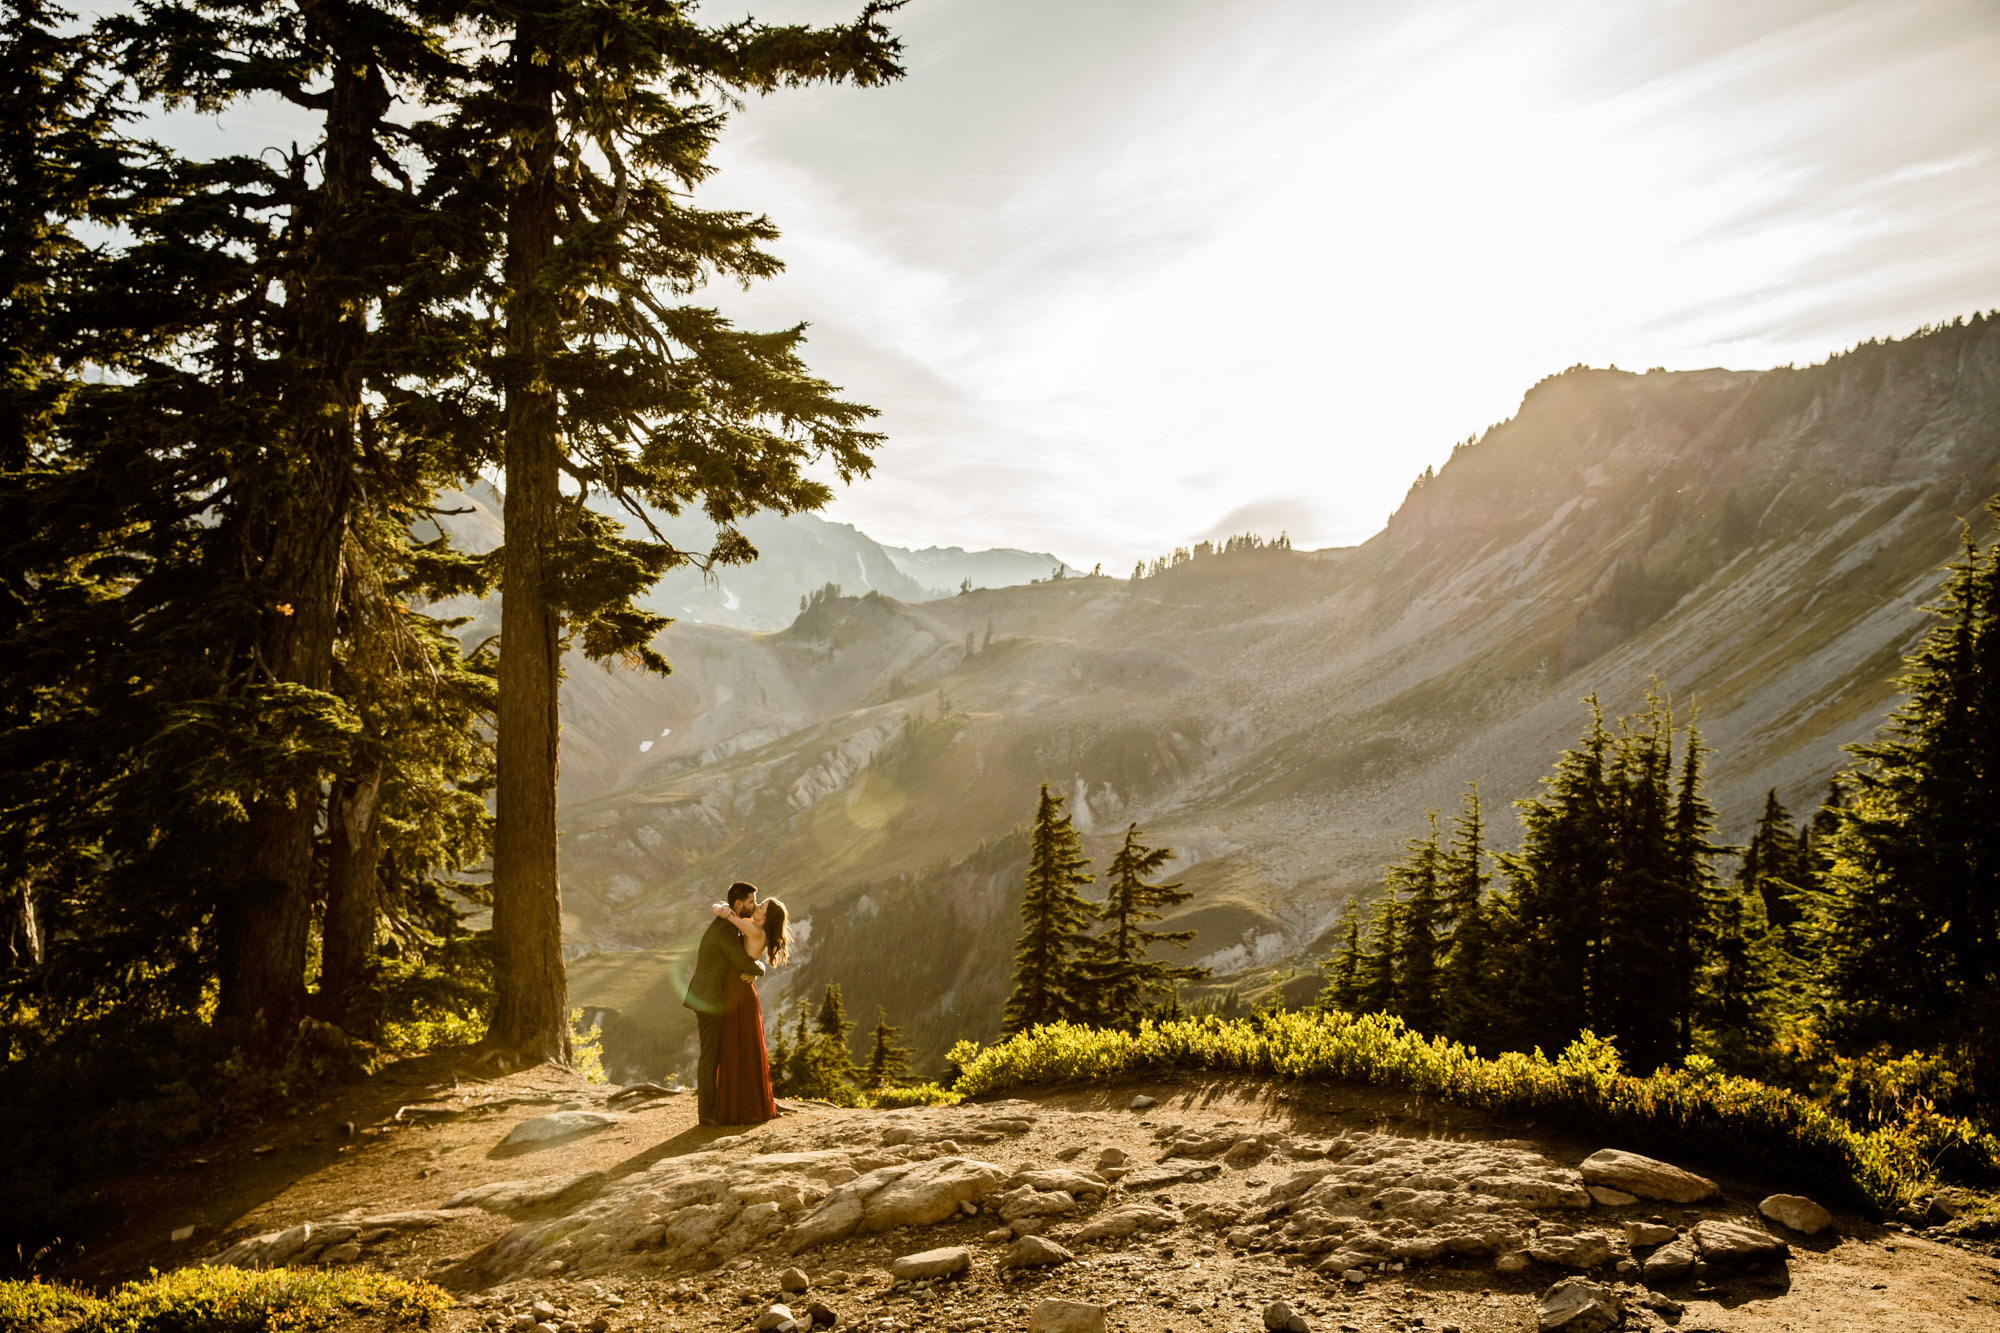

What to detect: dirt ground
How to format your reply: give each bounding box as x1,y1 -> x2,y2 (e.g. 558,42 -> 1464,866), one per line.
53,1055 -> 2000,1332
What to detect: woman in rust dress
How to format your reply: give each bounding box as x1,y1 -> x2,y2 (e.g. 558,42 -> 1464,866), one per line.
709,892 -> 790,1125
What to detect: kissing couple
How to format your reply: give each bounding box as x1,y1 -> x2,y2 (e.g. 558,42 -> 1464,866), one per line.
681,880 -> 792,1126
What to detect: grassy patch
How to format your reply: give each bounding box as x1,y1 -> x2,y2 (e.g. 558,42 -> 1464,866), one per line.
946,1010 -> 2000,1214
0,1268 -> 451,1333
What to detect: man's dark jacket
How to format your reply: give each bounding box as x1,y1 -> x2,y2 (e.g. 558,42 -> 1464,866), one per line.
683,916 -> 763,1015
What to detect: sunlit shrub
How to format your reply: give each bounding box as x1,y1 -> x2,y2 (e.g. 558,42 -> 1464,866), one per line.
867,1082 -> 961,1108
948,1009 -> 2000,1213
0,1267 -> 449,1333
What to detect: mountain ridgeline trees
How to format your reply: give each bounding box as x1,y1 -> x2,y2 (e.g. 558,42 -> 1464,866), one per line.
0,0 -> 905,1104
1002,785 -> 1209,1034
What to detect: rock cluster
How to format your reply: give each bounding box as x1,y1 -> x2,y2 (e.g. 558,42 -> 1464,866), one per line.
208,1209 -> 473,1269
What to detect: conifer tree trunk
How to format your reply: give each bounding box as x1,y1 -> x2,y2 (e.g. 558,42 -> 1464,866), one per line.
487,33 -> 570,1063
218,20 -> 382,1051
319,766 -> 384,1023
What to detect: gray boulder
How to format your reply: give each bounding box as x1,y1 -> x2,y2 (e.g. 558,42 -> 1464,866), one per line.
1263,1298 -> 1310,1332
1579,1149 -> 1719,1204
1692,1218 -> 1788,1264
1030,1298 -> 1108,1333
1623,1220 -> 1677,1248
1073,1202 -> 1180,1242
889,1246 -> 970,1281
1758,1193 -> 1834,1236
1640,1237 -> 1695,1281
500,1112 -> 625,1146
999,1235 -> 1074,1270
1535,1278 -> 1623,1332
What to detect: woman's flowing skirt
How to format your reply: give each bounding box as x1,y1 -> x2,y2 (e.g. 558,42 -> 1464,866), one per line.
716,972 -> 778,1125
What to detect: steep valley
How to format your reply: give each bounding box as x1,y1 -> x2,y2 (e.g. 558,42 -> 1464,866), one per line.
554,318 -> 2000,1079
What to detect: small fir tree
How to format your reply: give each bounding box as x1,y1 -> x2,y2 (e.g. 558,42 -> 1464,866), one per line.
861,1005 -> 912,1090
1077,823 -> 1208,1030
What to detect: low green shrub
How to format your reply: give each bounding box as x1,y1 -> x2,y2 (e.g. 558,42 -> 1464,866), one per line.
0,1267 -> 451,1333
0,1278 -> 103,1332
945,1010 -> 2000,1213
866,1082 -> 961,1108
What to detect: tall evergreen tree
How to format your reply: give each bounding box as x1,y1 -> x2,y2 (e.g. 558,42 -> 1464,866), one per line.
1438,784 -> 1498,1047
442,1 -> 905,1061
1739,789 -> 1807,932
1825,500 -> 2000,1075
1002,783 -> 1096,1033
861,1005 -> 911,1090
1495,697 -> 1613,1053
1356,897 -> 1400,1016
1318,898 -> 1363,1013
1077,822 -> 1207,1030
1387,813 -> 1446,1033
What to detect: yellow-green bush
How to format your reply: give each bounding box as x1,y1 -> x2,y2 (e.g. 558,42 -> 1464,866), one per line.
866,1082 -> 961,1108
0,1267 -> 450,1333
0,1278 -> 102,1333
946,1010 -> 2000,1214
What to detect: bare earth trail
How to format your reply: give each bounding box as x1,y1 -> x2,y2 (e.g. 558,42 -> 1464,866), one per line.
63,1056 -> 2000,1333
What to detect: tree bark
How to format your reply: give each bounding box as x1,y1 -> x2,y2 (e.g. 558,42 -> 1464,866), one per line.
1,878 -> 39,972
487,29 -> 571,1063
319,765 -> 383,1024
216,8 -> 382,1053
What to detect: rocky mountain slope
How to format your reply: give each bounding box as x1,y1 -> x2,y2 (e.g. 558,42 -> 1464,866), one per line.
551,316 -> 2000,1075
69,1059 -> 2000,1333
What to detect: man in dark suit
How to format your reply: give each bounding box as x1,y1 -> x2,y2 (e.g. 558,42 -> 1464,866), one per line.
683,880 -> 764,1124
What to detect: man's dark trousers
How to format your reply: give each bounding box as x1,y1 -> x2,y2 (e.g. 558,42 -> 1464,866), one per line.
682,914 -> 762,1123
695,1013 -> 724,1123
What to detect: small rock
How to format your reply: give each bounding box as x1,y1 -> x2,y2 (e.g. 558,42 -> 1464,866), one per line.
1623,1221 -> 1677,1248
1641,1237 -> 1695,1281
779,1267 -> 811,1293
754,1305 -> 796,1333
171,1226 -> 194,1243
1586,1186 -> 1638,1207
804,1301 -> 839,1328
1263,1298 -> 1310,1332
1535,1277 -> 1622,1332
1495,1250 -> 1532,1274
999,1235 -> 1074,1270
1691,1218 -> 1788,1265
889,1246 -> 970,1281
1759,1193 -> 1834,1236
1029,1297 -> 1108,1333
532,1302 -> 558,1321
1096,1147 -> 1128,1169
588,1320 -> 609,1333
500,1111 -> 626,1146
320,1243 -> 362,1264
1129,1095 -> 1157,1110
533,1324 -> 557,1333
1527,1230 -> 1613,1269
984,1227 -> 1012,1243
1341,1268 -> 1369,1284
1579,1149 -> 1720,1204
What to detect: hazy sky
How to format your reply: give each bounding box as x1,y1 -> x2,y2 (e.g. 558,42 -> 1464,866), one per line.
146,0 -> 2000,567
690,0 -> 2000,566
